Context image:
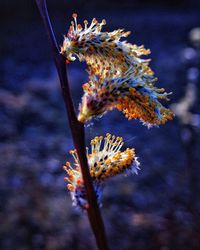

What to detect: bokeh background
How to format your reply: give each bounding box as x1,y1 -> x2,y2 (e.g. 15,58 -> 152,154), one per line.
1,0 -> 200,249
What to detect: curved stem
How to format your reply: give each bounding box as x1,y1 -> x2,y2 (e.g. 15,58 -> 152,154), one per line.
34,1 -> 109,249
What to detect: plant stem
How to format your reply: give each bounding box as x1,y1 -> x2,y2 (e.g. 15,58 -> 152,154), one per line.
34,1 -> 109,249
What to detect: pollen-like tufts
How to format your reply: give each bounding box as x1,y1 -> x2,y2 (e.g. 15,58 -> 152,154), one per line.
78,72 -> 174,127
61,14 -> 153,79
63,134 -> 140,209
62,14 -> 174,127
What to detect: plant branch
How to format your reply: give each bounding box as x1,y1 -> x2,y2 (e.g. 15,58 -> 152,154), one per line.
34,1 -> 109,249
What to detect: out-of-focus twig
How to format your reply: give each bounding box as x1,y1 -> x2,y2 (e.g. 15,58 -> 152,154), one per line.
34,1 -> 109,249
171,27 -> 200,220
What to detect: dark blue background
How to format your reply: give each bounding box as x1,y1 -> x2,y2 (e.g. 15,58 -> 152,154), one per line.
0,1 -> 200,249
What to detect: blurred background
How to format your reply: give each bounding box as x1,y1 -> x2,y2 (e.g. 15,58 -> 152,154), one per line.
0,0 -> 200,249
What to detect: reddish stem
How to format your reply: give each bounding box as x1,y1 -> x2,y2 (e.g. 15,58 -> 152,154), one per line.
34,1 -> 109,249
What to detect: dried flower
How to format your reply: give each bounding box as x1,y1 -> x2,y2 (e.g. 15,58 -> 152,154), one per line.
63,133 -> 140,209
61,14 -> 174,127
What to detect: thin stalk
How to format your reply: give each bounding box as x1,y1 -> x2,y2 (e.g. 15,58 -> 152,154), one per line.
34,1 -> 109,249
